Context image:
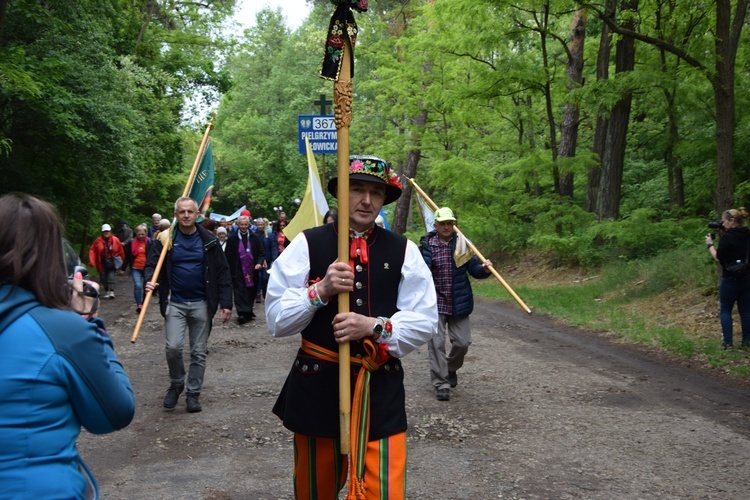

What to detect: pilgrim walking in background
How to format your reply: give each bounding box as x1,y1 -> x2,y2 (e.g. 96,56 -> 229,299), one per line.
420,207 -> 492,401
144,197 -> 233,413
128,223 -> 151,314
225,215 -> 264,324
88,223 -> 125,299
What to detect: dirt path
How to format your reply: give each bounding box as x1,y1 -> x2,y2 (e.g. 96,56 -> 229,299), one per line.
78,275 -> 750,499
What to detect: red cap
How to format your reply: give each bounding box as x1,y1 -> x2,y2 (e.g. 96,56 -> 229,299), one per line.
240,209 -> 251,217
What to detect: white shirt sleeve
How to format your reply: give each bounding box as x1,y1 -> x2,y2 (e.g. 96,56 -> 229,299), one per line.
382,240 -> 438,358
264,232 -> 438,359
264,232 -> 318,338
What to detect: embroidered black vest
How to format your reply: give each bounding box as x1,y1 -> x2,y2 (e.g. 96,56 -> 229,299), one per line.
273,224 -> 409,440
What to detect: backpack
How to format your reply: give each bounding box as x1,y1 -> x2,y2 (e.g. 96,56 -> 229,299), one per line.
724,238 -> 750,278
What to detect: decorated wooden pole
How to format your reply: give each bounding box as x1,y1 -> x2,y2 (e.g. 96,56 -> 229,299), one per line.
130,116 -> 215,343
334,37 -> 353,456
407,176 -> 532,314
321,0 -> 367,456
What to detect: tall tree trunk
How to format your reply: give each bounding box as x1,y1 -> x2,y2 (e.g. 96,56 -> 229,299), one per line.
663,93 -> 684,210
538,5 -> 559,192
597,0 -> 638,220
558,8 -> 587,198
586,0 -> 615,213
392,109 -> 427,235
713,0 -> 747,212
0,0 -> 8,40
656,3 -> 684,213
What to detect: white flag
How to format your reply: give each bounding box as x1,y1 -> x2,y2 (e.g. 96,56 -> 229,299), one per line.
283,137 -> 330,241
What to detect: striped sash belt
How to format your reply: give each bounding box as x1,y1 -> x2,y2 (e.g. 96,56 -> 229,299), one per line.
300,337 -> 390,499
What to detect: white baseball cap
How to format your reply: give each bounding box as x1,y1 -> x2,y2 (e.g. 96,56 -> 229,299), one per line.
101,224 -> 112,232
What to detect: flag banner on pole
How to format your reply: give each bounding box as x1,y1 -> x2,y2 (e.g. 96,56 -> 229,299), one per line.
415,190 -> 473,266
189,142 -> 215,222
283,137 -> 330,242
453,232 -> 474,267
209,205 -> 247,222
415,191 -> 434,233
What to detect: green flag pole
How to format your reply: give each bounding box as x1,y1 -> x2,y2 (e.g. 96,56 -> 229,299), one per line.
131,115 -> 215,343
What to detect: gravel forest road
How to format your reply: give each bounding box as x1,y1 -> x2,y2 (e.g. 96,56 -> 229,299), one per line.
78,275 -> 750,499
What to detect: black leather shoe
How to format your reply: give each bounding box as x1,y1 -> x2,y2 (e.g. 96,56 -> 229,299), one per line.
186,394 -> 202,413
436,388 -> 450,401
238,315 -> 247,325
163,384 -> 184,410
447,371 -> 458,388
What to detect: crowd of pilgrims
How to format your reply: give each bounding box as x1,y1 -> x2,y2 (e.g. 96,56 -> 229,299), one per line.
97,208 -> 338,319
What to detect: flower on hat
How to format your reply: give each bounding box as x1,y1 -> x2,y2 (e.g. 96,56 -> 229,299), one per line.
350,159 -> 364,172
387,170 -> 402,189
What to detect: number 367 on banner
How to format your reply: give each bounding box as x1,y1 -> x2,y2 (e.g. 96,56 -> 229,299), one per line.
298,115 -> 337,154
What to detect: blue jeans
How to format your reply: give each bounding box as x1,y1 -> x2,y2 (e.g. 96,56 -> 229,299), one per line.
165,300 -> 210,394
257,269 -> 269,296
719,275 -> 750,346
131,268 -> 144,306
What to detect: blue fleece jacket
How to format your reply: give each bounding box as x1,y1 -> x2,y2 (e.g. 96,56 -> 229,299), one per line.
0,283 -> 135,499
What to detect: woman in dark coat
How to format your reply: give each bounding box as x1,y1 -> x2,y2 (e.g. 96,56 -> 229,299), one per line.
706,207 -> 750,349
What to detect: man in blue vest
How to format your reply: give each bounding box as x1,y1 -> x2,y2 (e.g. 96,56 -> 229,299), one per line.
420,207 -> 492,401
265,155 -> 437,498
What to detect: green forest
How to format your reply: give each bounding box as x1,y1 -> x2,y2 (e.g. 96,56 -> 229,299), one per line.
2,0 -> 749,267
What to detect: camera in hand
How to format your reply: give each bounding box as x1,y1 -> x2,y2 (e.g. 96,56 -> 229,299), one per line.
708,220 -> 724,239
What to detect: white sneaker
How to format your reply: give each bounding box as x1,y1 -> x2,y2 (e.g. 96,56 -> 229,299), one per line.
109,291 -> 115,299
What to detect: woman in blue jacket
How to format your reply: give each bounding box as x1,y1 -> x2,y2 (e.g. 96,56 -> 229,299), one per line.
0,193 -> 135,499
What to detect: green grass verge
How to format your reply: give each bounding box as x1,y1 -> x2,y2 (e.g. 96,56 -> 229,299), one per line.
473,247 -> 750,379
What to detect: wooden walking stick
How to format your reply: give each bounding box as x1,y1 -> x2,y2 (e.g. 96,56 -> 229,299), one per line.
334,36 -> 353,455
131,116 -> 215,343
406,177 -> 532,314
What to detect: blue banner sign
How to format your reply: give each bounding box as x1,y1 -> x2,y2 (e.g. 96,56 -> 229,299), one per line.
298,115 -> 337,154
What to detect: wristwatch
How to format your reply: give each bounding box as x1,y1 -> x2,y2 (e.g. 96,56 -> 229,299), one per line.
372,318 -> 384,338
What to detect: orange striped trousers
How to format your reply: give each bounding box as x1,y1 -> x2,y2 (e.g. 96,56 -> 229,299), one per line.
293,432 -> 407,500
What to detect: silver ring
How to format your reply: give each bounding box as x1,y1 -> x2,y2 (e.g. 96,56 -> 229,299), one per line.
341,278 -> 345,284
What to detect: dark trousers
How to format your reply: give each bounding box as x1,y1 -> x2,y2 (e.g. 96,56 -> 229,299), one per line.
232,274 -> 256,318
720,275 -> 750,346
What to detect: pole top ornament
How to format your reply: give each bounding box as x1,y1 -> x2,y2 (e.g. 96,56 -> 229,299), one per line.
320,1 -> 369,81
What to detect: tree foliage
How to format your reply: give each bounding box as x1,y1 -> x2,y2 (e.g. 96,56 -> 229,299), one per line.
0,0 -> 235,247
2,0 -> 749,270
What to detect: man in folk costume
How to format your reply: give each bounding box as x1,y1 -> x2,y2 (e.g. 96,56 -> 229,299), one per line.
225,214 -> 264,324
266,155 -> 438,499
